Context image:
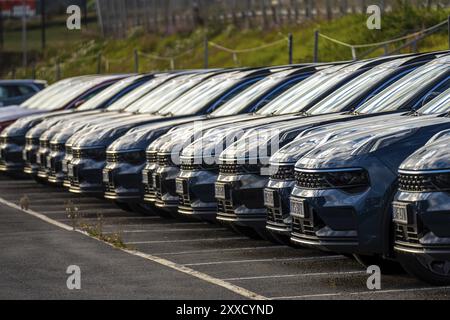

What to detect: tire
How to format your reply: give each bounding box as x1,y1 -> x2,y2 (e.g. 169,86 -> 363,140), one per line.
354,254 -> 405,274
397,253 -> 450,286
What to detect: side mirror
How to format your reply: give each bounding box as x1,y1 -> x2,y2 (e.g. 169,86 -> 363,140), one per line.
422,92 -> 440,108
74,100 -> 86,108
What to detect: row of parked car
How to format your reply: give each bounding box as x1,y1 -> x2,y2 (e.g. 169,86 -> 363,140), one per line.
0,51 -> 449,286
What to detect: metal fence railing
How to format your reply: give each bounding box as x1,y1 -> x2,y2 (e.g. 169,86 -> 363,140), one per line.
96,0 -> 450,38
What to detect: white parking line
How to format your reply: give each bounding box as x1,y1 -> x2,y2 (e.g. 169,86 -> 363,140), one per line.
222,270 -> 365,281
155,246 -> 286,256
184,255 -> 345,266
126,237 -> 248,245
0,196 -> 267,300
59,216 -> 160,222
103,227 -> 228,234
272,285 -> 450,299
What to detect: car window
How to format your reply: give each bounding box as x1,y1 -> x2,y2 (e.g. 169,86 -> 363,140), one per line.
18,85 -> 35,95
0,85 -> 21,98
0,86 -> 8,99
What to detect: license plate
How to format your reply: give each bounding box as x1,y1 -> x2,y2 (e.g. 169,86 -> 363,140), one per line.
62,161 -> 68,173
291,198 -> 306,218
103,170 -> 110,183
264,189 -> 276,207
36,154 -> 41,164
215,183 -> 227,199
176,179 -> 185,195
142,171 -> 148,184
393,202 -> 409,224
46,156 -> 52,168
152,173 -> 158,189
22,149 -> 27,161
68,164 -> 74,177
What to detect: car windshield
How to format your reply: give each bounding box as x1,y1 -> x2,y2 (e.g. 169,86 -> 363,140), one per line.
124,74 -> 205,113
136,72 -> 215,113
106,76 -> 170,111
37,77 -> 109,111
157,71 -> 248,116
211,69 -> 295,117
77,75 -> 141,111
419,88 -> 450,115
308,58 -> 412,115
20,77 -> 82,109
256,63 -> 363,115
356,59 -> 450,114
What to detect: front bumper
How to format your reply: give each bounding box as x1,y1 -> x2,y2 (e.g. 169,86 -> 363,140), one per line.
103,162 -> 145,201
154,165 -> 180,211
0,141 -> 25,173
176,168 -> 219,221
47,149 -> 66,184
23,142 -> 39,175
393,191 -> 450,260
289,188 -> 363,253
67,157 -> 106,195
264,179 -> 295,236
142,163 -> 158,203
215,172 -> 268,229
36,147 -> 51,179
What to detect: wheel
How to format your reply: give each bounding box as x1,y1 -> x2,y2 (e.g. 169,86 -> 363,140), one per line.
354,254 -> 405,274
397,253 -> 450,286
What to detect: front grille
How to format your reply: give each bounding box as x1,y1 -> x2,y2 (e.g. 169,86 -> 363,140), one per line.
291,216 -> 316,237
26,137 -> 39,146
66,146 -> 72,155
106,153 -> 118,163
399,173 -> 450,192
271,165 -> 295,180
157,154 -> 174,166
395,224 -> 421,244
1,136 -> 25,146
295,171 -> 329,189
267,207 -> 284,224
181,162 -> 202,171
217,199 -> 235,215
50,143 -> 65,152
219,163 -> 260,175
40,140 -> 50,149
72,149 -> 83,159
146,151 -> 157,163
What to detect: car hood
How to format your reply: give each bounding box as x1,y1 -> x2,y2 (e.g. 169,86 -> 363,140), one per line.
218,112 -> 356,164
399,134 -> 450,171
296,116 -> 450,170
270,113 -> 418,165
106,115 -> 209,152
5,109 -> 100,138
0,108 -> 47,135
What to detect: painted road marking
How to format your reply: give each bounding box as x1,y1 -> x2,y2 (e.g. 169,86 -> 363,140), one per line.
184,255 -> 345,266
126,237 -> 248,245
272,286 -> 450,300
222,270 -> 365,281
0,196 -> 267,300
155,246 -> 285,256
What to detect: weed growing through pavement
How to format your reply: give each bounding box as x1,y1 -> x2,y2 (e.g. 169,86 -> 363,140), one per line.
65,201 -> 127,249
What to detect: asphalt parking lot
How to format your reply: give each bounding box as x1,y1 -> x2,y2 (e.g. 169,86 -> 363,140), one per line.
1,175 -> 450,300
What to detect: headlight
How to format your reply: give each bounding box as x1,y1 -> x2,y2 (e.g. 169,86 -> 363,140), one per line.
295,168 -> 371,194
